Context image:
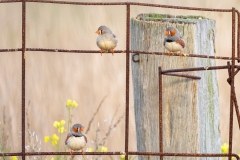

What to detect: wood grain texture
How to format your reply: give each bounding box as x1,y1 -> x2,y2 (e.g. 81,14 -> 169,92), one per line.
131,14 -> 221,160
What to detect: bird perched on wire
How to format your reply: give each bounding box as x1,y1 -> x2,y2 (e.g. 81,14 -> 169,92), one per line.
163,26 -> 185,57
65,123 -> 87,155
95,25 -> 118,56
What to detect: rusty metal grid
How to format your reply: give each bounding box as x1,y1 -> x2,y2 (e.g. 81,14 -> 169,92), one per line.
0,0 -> 239,160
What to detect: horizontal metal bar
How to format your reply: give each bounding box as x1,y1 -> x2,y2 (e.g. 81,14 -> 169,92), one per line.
130,50 -> 239,61
0,48 -> 22,52
26,0 -> 127,5
26,48 -> 126,53
1,48 -> 239,61
0,0 -> 21,3
0,152 -> 239,159
129,152 -> 240,159
0,0 -> 228,12
162,65 -> 240,74
0,0 -> 22,3
162,73 -> 201,80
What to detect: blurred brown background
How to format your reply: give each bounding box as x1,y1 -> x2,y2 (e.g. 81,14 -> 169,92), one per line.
0,0 -> 239,158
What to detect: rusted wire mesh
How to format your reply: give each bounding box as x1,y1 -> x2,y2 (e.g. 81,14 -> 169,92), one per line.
0,0 -> 239,160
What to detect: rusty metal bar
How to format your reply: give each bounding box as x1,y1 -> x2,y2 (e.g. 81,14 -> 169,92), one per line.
1,48 -> 239,61
21,0 -> 232,12
158,67 -> 163,160
26,48 -> 126,53
162,73 -> 201,80
1,152 -> 240,159
0,48 -> 22,52
129,152 -> 240,159
237,10 -> 240,62
124,3 -> 130,160
227,62 -> 240,129
22,0 -> 26,160
27,0 -> 126,5
227,69 -> 239,84
233,90 -> 240,129
2,48 -> 239,61
0,0 -> 22,3
228,7 -> 236,160
130,51 -> 240,61
162,65 -> 240,74
227,61 -> 232,84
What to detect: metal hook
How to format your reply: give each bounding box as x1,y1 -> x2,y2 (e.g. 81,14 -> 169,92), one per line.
132,53 -> 139,63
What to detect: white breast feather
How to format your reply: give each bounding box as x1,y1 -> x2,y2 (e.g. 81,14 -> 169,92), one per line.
164,42 -> 183,52
97,39 -> 117,50
66,136 -> 86,151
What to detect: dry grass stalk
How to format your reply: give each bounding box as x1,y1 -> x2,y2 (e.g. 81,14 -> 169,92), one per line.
85,96 -> 107,135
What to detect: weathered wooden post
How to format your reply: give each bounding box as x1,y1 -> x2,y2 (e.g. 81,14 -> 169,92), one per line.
131,14 -> 221,160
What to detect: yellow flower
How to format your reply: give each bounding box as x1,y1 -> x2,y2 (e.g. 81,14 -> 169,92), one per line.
53,120 -> 66,133
100,146 -> 108,152
53,121 -> 60,128
87,148 -> 93,152
52,134 -> 59,141
60,120 -> 65,125
58,127 -> 66,133
120,154 -> 125,159
50,158 -> 54,160
44,136 -> 50,143
66,99 -> 78,108
221,143 -> 229,153
66,99 -> 73,107
10,156 -> 18,160
52,140 -> 58,146
72,101 -> 78,107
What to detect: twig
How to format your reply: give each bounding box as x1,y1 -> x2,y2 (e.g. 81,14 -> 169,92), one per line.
85,96 -> 107,134
94,123 -> 101,150
100,109 -> 125,146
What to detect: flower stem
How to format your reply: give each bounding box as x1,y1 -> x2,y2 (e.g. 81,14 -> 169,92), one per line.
56,132 -> 62,160
67,108 -> 71,132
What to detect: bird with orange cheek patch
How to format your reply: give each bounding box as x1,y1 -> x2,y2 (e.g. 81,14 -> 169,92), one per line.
95,25 -> 118,56
65,123 -> 87,155
163,26 -> 185,57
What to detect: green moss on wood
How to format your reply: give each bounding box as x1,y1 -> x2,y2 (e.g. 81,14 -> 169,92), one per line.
136,13 -> 207,24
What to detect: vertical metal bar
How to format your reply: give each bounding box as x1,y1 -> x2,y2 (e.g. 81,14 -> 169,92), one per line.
238,11 -> 240,63
233,91 -> 240,129
22,0 -> 26,160
125,2 -> 130,160
228,7 -> 235,160
158,67 -> 163,160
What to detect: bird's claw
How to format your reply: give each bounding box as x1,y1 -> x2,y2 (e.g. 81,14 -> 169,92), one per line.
168,51 -> 171,57
111,49 -> 114,56
179,52 -> 183,58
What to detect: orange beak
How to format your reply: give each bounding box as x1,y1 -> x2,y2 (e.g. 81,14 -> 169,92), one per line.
165,31 -> 169,36
80,127 -> 84,132
95,30 -> 100,34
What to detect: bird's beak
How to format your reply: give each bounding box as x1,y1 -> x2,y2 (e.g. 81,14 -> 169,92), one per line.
80,127 -> 84,132
95,30 -> 100,34
165,31 -> 169,36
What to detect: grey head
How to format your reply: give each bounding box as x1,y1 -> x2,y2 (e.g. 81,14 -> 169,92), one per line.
97,25 -> 113,35
70,123 -> 84,137
164,26 -> 181,42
